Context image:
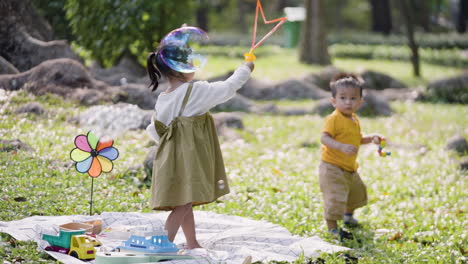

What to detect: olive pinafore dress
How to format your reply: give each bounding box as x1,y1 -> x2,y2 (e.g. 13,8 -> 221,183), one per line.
150,83 -> 230,211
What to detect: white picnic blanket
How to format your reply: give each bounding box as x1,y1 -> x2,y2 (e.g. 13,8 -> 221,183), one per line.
0,211 -> 348,264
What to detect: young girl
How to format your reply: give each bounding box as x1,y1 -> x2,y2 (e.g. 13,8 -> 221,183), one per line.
146,27 -> 254,249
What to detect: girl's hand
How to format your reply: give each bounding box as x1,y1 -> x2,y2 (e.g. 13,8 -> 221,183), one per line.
340,143 -> 358,156
245,61 -> 255,72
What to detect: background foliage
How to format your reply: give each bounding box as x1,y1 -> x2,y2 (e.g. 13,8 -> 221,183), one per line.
64,0 -> 194,66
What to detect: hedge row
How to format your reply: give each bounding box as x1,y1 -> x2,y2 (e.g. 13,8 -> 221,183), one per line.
328,33 -> 468,50
330,44 -> 468,67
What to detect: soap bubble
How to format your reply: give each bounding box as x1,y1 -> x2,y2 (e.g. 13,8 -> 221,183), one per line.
159,26 -> 208,73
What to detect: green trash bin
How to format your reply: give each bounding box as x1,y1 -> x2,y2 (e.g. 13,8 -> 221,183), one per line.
283,7 -> 305,48
284,21 -> 302,48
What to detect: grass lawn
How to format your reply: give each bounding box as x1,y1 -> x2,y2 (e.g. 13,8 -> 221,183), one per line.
0,47 -> 467,263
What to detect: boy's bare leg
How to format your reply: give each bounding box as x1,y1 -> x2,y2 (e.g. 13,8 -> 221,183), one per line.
326,219 -> 338,230
181,206 -> 202,249
165,203 -> 191,242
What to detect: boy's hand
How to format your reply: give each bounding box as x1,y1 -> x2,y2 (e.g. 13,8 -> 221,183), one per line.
372,135 -> 385,144
245,61 -> 255,72
339,143 -> 358,156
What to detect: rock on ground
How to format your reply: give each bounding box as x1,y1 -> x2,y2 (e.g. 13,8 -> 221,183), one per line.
302,66 -> 342,90
112,83 -> 158,110
0,58 -> 99,94
89,55 -> 148,86
427,73 -> 468,104
77,103 -> 152,137
14,102 -> 45,115
460,158 -> 468,170
446,135 -> 468,155
0,139 -> 34,152
0,57 -> 19,75
359,70 -> 407,90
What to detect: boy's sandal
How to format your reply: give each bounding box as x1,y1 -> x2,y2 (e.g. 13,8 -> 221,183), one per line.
330,228 -> 354,241
338,228 -> 354,241
344,220 -> 361,228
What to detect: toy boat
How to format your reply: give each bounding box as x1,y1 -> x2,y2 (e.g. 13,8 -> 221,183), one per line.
117,234 -> 179,253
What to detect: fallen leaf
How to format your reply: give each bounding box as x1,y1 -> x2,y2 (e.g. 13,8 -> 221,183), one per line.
389,232 -> 403,241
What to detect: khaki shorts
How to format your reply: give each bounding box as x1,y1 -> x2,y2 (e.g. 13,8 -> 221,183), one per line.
319,161 -> 368,221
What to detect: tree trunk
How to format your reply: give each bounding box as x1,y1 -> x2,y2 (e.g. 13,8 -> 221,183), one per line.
456,0 -> 468,33
196,0 -> 209,31
299,0 -> 330,65
237,0 -> 248,34
397,0 -> 420,77
369,0 -> 392,35
0,0 -> 81,72
0,0 -> 53,42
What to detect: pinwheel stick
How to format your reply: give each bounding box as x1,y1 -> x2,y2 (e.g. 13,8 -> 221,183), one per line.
90,177 -> 94,215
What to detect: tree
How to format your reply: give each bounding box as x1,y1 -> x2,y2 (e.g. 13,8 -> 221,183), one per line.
237,0 -> 249,34
0,0 -> 80,72
196,0 -> 210,31
33,0 -> 74,41
65,0 -> 194,66
456,0 -> 468,33
397,0 -> 420,77
411,1 -> 431,31
299,0 -> 330,65
369,0 -> 392,35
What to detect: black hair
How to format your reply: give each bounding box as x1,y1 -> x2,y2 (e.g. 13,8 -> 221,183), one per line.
146,48 -> 186,92
329,73 -> 364,98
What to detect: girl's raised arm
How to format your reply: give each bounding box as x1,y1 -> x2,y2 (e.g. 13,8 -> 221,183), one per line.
188,63 -> 253,113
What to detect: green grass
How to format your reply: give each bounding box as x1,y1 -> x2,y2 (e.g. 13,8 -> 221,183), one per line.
1,48 -> 467,263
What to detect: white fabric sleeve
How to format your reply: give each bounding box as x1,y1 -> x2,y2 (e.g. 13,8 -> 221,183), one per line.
146,117 -> 160,143
189,64 -> 252,113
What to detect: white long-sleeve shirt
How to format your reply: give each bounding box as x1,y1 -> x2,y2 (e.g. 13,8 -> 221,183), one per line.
146,64 -> 252,142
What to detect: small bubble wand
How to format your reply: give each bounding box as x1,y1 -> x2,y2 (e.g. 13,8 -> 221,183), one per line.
374,137 -> 391,157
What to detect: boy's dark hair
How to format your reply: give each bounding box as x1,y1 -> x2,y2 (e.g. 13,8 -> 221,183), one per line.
329,73 -> 364,98
146,47 -> 186,91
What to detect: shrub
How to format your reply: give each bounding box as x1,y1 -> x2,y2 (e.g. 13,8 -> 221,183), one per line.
329,44 -> 468,68
328,32 -> 468,50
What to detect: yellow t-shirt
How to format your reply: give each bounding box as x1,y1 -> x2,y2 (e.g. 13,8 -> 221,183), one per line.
321,109 -> 362,172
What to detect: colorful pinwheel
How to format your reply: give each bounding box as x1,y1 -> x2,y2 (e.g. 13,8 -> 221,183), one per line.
70,131 -> 119,215
70,131 -> 119,177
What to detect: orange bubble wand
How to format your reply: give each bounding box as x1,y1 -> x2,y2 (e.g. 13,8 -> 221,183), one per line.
244,0 -> 287,62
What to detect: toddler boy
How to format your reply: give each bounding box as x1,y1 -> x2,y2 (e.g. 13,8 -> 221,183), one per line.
319,73 -> 384,240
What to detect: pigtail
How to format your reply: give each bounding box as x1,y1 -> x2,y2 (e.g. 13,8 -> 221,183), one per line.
147,52 -> 161,91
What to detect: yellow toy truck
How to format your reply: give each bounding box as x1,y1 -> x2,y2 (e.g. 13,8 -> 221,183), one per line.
68,235 -> 96,260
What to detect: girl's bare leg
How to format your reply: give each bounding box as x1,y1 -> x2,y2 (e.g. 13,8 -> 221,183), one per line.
164,203 -> 191,242
181,206 -> 202,249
